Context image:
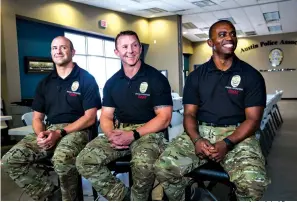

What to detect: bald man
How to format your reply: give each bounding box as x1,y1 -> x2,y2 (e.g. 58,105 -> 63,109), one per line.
2,36 -> 101,200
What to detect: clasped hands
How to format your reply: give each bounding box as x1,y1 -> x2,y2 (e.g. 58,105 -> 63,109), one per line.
195,138 -> 228,162
36,130 -> 61,150
107,129 -> 134,149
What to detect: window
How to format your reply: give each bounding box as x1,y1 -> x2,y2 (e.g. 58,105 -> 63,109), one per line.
65,32 -> 121,97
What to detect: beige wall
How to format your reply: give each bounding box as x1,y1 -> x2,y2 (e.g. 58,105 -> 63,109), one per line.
1,0 -> 21,105
143,15 -> 180,93
190,32 -> 297,98
1,0 -> 181,104
182,37 -> 193,54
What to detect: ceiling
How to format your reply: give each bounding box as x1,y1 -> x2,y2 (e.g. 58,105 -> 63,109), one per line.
70,0 -> 297,42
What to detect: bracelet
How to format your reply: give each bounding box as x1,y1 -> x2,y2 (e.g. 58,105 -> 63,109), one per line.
193,136 -> 203,145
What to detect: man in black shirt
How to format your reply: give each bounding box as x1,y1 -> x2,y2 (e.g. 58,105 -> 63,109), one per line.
2,36 -> 101,200
76,30 -> 173,201
154,20 -> 270,200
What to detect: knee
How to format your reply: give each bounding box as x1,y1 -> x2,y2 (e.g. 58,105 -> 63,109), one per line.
75,149 -> 87,175
234,167 -> 270,200
75,148 -> 103,177
1,146 -> 27,171
52,150 -> 77,175
153,157 -> 181,183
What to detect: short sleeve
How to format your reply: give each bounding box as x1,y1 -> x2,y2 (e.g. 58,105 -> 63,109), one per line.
183,71 -> 199,105
151,74 -> 173,107
102,80 -> 116,108
32,81 -> 45,113
82,76 -> 102,111
244,72 -> 266,108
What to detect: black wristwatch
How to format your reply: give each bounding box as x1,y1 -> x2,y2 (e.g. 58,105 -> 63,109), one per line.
223,138 -> 235,151
60,129 -> 67,138
133,130 -> 141,140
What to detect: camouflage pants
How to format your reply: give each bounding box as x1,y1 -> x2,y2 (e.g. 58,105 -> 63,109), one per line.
154,125 -> 271,201
1,123 -> 89,201
76,124 -> 167,201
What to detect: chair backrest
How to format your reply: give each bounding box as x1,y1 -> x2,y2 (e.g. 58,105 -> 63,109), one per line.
21,112 -> 47,126
171,92 -> 180,98
22,112 -> 34,126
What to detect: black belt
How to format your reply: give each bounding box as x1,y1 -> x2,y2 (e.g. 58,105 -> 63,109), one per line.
199,121 -> 240,127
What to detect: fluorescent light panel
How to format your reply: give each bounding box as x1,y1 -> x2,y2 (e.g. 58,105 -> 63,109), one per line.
268,25 -> 282,32
263,11 -> 280,22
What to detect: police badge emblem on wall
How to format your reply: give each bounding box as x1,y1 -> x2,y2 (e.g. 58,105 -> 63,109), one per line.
269,48 -> 283,67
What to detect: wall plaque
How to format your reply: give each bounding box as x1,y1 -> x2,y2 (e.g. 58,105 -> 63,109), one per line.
269,48 -> 283,67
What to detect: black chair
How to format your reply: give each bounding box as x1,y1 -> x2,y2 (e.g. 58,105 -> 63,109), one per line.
184,161 -> 237,201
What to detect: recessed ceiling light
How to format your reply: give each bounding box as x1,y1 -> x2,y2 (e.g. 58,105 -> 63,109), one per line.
268,25 -> 282,32
183,32 -> 188,34
263,11 -> 280,22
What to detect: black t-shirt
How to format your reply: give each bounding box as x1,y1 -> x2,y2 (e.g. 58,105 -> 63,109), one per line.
32,64 -> 102,124
183,56 -> 266,125
103,61 -> 173,124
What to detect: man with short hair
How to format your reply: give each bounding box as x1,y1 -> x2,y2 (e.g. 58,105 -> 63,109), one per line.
154,20 -> 270,201
76,30 -> 173,201
2,36 -> 101,201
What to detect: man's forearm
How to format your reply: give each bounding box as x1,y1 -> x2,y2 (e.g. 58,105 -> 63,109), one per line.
32,119 -> 46,135
184,114 -> 200,142
227,119 -> 260,144
63,115 -> 96,134
100,116 -> 114,134
137,115 -> 170,136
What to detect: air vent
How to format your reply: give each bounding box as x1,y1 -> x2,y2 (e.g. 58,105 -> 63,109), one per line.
195,33 -> 209,38
245,31 -> 257,36
192,0 -> 216,7
200,27 -> 210,32
182,22 -> 198,29
141,7 -> 167,13
219,17 -> 236,24
236,30 -> 244,36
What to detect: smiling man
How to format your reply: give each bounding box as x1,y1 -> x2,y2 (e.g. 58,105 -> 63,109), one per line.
2,36 -> 101,201
76,30 -> 173,201
154,20 -> 270,201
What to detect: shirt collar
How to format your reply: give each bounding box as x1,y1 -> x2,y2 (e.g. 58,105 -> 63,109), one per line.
51,63 -> 80,79
119,60 -> 147,79
207,55 -> 241,73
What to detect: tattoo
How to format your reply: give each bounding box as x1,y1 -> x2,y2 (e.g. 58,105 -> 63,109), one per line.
154,105 -> 171,110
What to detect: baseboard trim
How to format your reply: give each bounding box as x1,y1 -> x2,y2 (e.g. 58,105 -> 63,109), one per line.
281,98 -> 297,100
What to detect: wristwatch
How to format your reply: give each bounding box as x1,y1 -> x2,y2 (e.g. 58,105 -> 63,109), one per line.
223,138 -> 235,151
60,129 -> 67,138
133,130 -> 141,140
